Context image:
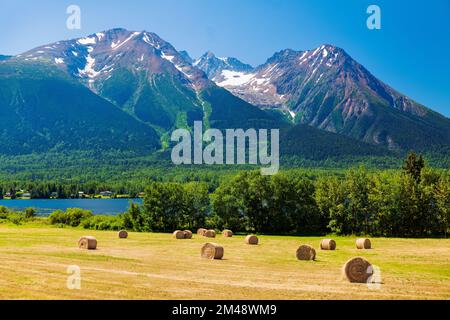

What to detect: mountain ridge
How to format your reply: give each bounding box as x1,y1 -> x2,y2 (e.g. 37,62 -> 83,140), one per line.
193,51 -> 254,82
197,45 -> 450,151
0,28 -> 448,162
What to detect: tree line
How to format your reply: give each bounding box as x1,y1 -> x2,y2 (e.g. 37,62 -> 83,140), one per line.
0,170 -> 223,199
121,153 -> 448,238
12,153 -> 445,238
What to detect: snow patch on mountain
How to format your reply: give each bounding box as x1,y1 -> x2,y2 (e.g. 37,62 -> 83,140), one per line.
161,52 -> 175,63
142,33 -> 161,49
298,51 -> 309,64
195,51 -> 254,82
78,47 -> 99,79
111,32 -> 140,50
77,36 -> 97,45
217,70 -> 255,87
95,32 -> 105,41
175,65 -> 194,80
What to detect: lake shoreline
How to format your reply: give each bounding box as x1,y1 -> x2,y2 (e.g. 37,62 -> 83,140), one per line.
0,198 -> 143,215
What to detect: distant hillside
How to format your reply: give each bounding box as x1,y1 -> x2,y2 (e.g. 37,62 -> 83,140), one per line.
0,61 -> 160,155
199,46 -> 450,153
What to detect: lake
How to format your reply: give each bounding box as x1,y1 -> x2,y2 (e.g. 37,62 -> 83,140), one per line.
0,198 -> 143,215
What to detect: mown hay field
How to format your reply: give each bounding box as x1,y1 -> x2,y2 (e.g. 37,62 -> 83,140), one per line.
0,225 -> 449,300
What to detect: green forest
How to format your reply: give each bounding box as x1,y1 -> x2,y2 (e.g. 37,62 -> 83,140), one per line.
121,153 -> 448,238
2,153 -> 448,238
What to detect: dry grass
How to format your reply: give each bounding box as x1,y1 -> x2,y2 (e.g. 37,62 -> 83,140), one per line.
0,225 -> 449,300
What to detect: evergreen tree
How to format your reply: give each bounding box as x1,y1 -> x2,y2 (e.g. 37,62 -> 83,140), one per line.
403,152 -> 425,182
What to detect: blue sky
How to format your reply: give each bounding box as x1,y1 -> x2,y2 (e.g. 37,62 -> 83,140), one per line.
1,0 -> 449,117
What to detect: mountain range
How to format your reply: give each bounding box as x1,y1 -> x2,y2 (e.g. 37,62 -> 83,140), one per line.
0,28 -> 448,164
196,46 -> 450,152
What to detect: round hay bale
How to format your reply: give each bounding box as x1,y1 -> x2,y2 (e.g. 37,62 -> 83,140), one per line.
222,230 -> 233,238
197,228 -> 207,236
320,239 -> 336,250
173,230 -> 185,239
245,235 -> 259,245
343,257 -> 373,283
78,236 -> 97,250
201,243 -> 224,260
204,230 -> 216,238
356,238 -> 371,249
118,230 -> 128,239
183,230 -> 193,239
296,245 -> 316,261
